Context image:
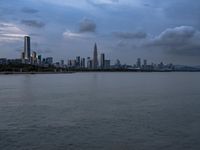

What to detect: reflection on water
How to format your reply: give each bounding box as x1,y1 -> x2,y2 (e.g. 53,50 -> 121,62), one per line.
0,73 -> 200,150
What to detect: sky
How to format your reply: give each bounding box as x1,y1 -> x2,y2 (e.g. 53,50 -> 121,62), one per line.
0,0 -> 200,65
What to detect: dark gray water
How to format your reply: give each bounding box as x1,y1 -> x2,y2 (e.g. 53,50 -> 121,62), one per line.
0,72 -> 200,150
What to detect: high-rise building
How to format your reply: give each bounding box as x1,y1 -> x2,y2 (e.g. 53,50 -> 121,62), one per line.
87,57 -> 92,69
105,60 -> 111,69
0,58 -> 7,65
93,43 -> 98,69
100,53 -> 105,69
68,59 -> 76,68
76,56 -> 81,68
143,59 -> 147,68
81,58 -> 85,68
71,60 -> 76,67
24,36 -> 31,60
38,55 -> 42,64
137,58 -> 141,68
46,57 -> 53,65
42,58 -> 46,64
31,51 -> 37,64
60,60 -> 64,66
68,60 -> 72,67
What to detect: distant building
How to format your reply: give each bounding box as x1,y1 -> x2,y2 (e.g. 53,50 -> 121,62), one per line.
158,62 -> 164,69
32,51 -> 37,59
67,60 -> 72,67
81,58 -> 85,68
42,58 -> 46,64
68,59 -> 76,68
7,59 -> 22,64
143,59 -> 147,66
54,62 -> 60,68
93,43 -> 98,69
0,58 -> 7,65
143,59 -> 147,69
115,59 -> 121,68
76,56 -> 81,68
24,36 -> 31,61
38,55 -> 42,64
71,60 -> 76,67
60,60 -> 64,67
137,58 -> 141,68
105,60 -> 111,69
87,57 -> 92,69
31,51 -> 37,64
46,57 -> 53,65
100,53 -> 105,69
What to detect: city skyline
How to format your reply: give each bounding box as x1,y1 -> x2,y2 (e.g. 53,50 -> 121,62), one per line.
1,35 -> 200,71
2,36 -> 186,72
0,0 -> 200,65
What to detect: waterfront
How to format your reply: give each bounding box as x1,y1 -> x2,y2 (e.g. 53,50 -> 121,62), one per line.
0,73 -> 200,150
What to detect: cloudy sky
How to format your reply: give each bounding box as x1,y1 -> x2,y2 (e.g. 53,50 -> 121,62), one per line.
0,0 -> 200,65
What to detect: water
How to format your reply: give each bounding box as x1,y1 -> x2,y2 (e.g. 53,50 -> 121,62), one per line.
0,72 -> 200,150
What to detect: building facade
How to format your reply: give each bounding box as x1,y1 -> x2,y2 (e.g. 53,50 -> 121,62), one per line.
100,53 -> 105,69
24,36 -> 31,60
93,43 -> 98,69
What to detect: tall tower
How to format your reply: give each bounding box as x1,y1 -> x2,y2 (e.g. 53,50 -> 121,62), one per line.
100,53 -> 105,69
24,36 -> 31,60
93,43 -> 98,69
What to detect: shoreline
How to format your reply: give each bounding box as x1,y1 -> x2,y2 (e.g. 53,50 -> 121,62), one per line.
0,70 -> 200,75
0,72 -> 75,75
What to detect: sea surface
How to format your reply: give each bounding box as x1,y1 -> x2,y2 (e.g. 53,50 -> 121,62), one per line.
0,72 -> 200,150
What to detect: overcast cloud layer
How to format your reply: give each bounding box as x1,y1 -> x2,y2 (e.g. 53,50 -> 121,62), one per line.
0,0 -> 200,65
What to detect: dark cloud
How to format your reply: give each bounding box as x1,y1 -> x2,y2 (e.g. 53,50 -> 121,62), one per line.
143,3 -> 152,7
21,20 -> 45,28
147,26 -> 200,55
87,0 -> 119,7
21,7 -> 39,14
79,18 -> 96,33
113,31 -> 147,39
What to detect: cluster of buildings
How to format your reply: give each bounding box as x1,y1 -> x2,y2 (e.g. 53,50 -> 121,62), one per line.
67,43 -> 111,69
21,36 -> 111,69
131,58 -> 174,71
0,36 -> 112,69
21,36 -> 54,66
0,36 -> 54,67
0,35 -> 178,71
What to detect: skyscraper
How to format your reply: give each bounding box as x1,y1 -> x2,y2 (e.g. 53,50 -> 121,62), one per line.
105,60 -> 111,69
38,55 -> 42,64
46,57 -> 53,65
100,53 -> 105,69
81,58 -> 85,68
24,36 -> 31,60
31,51 -> 37,64
143,59 -> 147,68
60,60 -> 64,66
137,58 -> 141,68
93,43 -> 98,69
87,57 -> 92,69
76,56 -> 81,68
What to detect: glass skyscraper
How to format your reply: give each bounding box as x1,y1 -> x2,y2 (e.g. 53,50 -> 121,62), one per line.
24,36 -> 31,60
93,43 -> 98,69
